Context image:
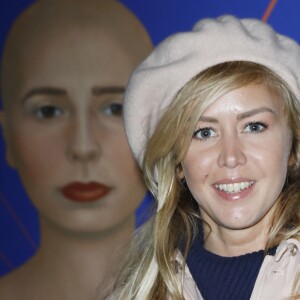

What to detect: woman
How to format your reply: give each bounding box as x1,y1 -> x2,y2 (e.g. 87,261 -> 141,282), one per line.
113,15 -> 300,299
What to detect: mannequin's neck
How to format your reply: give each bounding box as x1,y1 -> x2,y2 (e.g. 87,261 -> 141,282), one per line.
32,215 -> 135,298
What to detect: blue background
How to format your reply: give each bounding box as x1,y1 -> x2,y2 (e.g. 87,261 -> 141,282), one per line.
0,0 -> 299,276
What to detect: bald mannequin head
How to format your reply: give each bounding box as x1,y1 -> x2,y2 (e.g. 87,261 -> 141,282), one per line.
0,3 -> 152,298
0,0 -> 152,234
1,0 -> 152,110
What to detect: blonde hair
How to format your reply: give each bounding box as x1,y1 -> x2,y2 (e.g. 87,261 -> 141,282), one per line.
113,61 -> 300,299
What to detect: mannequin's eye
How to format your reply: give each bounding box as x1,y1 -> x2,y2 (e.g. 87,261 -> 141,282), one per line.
102,103 -> 123,116
34,105 -> 64,119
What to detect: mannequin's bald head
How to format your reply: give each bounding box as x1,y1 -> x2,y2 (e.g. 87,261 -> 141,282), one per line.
0,0 -> 152,235
1,0 -> 152,110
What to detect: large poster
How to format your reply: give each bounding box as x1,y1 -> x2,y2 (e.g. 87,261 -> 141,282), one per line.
0,0 -> 298,277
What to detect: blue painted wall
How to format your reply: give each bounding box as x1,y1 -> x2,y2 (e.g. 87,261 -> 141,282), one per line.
0,0 -> 298,276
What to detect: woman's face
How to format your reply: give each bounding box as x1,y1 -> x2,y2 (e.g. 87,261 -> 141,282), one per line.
180,84 -> 292,233
1,26 -> 146,234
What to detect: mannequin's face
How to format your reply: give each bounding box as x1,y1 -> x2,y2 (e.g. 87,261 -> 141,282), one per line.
1,26 -> 146,234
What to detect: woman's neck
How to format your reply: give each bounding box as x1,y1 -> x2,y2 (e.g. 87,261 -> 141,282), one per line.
202,217 -> 271,257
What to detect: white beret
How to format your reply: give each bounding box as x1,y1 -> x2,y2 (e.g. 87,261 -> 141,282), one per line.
124,15 -> 300,166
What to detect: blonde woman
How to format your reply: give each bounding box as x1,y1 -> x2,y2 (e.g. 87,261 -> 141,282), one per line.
112,16 -> 300,299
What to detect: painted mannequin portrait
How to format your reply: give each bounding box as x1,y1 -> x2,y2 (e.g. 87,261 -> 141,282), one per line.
0,0 -> 152,299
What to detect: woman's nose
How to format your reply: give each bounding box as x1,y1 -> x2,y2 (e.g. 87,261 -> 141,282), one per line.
217,135 -> 247,168
67,116 -> 101,163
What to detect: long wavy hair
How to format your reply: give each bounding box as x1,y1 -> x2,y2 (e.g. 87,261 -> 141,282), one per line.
112,61 -> 300,299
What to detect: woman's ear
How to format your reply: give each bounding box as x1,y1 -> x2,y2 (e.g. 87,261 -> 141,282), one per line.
288,154 -> 295,167
176,164 -> 185,180
288,142 -> 297,167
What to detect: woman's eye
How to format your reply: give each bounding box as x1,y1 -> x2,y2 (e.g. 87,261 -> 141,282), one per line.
244,122 -> 268,133
193,127 -> 217,140
34,105 -> 64,119
102,103 -> 123,116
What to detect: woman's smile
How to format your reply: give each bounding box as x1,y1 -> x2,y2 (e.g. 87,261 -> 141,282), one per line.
181,83 -> 292,232
213,178 -> 256,201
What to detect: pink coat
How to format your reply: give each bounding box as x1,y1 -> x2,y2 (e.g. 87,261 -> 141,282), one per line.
177,238 -> 300,300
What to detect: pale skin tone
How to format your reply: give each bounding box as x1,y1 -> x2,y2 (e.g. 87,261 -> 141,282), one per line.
0,0 -> 152,299
179,84 -> 293,257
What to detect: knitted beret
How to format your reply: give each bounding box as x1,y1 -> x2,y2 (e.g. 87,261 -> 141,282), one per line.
124,15 -> 300,166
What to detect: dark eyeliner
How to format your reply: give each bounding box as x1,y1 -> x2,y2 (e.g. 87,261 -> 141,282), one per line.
193,127 -> 213,137
244,121 -> 269,132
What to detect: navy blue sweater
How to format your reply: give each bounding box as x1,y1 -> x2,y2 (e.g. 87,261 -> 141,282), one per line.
186,233 -> 276,300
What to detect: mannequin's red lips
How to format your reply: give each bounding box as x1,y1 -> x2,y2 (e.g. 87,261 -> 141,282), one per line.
61,182 -> 111,202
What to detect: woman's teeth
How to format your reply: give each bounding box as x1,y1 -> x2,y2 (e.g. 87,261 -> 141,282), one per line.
215,181 -> 254,193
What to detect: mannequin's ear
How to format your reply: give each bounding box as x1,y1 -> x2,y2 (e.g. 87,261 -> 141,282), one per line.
0,111 -> 16,168
0,111 -> 6,137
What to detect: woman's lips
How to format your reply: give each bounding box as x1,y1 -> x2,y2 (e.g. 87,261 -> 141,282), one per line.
61,182 -> 111,203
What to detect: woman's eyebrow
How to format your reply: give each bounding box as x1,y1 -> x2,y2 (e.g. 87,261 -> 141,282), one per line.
199,116 -> 218,123
237,107 -> 275,119
92,86 -> 125,96
199,107 -> 275,122
21,87 -> 67,104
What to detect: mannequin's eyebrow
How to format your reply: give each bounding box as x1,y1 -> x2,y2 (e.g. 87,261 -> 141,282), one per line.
20,86 -> 126,104
21,87 -> 67,104
92,86 -> 125,96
